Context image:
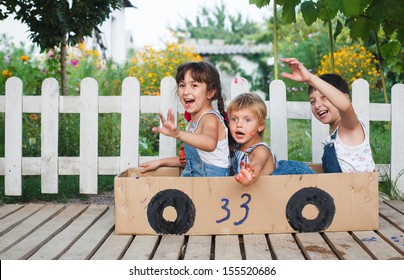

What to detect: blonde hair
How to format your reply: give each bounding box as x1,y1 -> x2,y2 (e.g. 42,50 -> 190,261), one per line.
227,93 -> 267,137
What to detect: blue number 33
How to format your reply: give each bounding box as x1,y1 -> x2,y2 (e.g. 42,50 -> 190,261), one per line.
216,193 -> 251,226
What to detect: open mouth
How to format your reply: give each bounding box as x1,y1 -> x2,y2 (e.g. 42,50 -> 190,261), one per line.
318,110 -> 328,117
235,131 -> 245,138
184,98 -> 195,105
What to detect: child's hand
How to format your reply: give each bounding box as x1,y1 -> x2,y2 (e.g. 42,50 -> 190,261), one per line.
139,160 -> 160,173
152,108 -> 180,138
280,57 -> 312,83
235,162 -> 256,186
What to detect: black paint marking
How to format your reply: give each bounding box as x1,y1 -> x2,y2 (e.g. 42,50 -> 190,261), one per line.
286,187 -> 335,232
147,189 -> 196,234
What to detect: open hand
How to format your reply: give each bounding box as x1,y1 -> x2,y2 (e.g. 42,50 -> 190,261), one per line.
235,161 -> 256,186
280,57 -> 312,82
152,108 -> 180,138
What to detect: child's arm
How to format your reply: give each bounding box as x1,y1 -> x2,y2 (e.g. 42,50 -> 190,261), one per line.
280,57 -> 363,144
235,146 -> 275,186
154,109 -> 221,152
139,156 -> 182,173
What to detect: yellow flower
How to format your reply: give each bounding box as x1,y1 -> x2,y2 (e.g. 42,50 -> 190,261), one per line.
2,69 -> 12,78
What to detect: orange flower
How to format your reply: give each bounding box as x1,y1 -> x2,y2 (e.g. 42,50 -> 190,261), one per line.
20,55 -> 29,62
28,114 -> 38,121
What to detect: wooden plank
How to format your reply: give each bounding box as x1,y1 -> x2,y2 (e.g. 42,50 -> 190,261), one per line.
120,77 -> 140,170
122,235 -> 159,260
0,204 -> 64,253
269,233 -> 305,260
243,234 -> 272,260
376,216 -> 404,254
79,78 -> 98,194
270,80 -> 287,160
60,208 -> 115,260
184,235 -> 211,260
90,232 -> 133,260
0,204 -> 44,235
352,230 -> 403,260
0,204 -> 87,260
379,202 -> 404,230
99,96 -> 121,113
0,204 -> 24,219
159,77 -> 177,158
152,235 -> 185,260
384,200 -> 404,213
295,233 -> 338,260
214,235 -> 242,260
5,77 -> 23,195
29,205 -> 108,260
352,79 -> 370,136
41,78 -> 59,193
322,232 -> 372,260
391,84 -> 404,193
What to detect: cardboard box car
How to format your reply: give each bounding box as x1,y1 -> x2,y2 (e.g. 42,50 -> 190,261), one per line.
114,167 -> 379,235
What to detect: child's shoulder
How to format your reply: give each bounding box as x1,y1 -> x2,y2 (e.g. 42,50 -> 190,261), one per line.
248,142 -> 272,153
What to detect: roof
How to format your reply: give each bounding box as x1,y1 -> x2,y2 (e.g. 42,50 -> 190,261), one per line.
185,39 -> 272,55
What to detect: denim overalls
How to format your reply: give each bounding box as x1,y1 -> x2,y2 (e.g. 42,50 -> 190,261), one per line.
181,111 -> 230,177
271,159 -> 315,175
232,143 -> 272,175
321,130 -> 342,173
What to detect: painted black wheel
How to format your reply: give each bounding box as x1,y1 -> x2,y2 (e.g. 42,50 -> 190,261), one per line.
286,187 -> 335,232
147,189 -> 196,234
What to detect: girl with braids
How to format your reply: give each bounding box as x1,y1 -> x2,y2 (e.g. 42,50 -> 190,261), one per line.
140,61 -> 231,177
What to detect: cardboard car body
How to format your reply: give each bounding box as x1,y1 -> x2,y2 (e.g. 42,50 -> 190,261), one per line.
114,166 -> 379,235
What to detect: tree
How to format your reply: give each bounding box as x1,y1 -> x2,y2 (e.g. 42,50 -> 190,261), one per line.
172,3 -> 270,93
251,0 -> 404,102
0,0 -> 122,95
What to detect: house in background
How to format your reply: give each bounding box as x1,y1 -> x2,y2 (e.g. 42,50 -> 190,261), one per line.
0,1 -> 136,63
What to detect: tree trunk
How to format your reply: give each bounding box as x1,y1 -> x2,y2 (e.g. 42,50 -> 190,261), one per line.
60,35 -> 67,96
273,0 -> 278,80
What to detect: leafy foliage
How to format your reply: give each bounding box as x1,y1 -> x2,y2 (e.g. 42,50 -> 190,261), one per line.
0,0 -> 121,50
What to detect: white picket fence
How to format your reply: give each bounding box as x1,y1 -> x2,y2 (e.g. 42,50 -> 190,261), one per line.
1,76 -> 404,195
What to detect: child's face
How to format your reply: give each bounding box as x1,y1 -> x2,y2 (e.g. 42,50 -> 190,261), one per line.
178,71 -> 215,119
309,90 -> 340,125
228,108 -> 265,148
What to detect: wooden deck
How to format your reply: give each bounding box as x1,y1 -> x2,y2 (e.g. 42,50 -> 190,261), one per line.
0,200 -> 403,260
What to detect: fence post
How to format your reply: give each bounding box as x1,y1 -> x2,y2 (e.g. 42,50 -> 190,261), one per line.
79,78 -> 98,194
120,77 -> 140,170
5,77 -> 23,195
352,79 -> 370,135
41,78 -> 59,193
391,83 -> 404,193
159,77 -> 178,158
270,80 -> 288,160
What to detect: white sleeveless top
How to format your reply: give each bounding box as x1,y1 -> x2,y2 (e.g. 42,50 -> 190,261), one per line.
187,110 -> 230,168
328,121 -> 375,172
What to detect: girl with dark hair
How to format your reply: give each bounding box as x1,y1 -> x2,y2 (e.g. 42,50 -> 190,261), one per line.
140,61 -> 230,177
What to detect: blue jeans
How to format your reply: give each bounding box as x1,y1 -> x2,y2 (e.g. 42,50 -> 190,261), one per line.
271,160 -> 315,175
181,142 -> 229,177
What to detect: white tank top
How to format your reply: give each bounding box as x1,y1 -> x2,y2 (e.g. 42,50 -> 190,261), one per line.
329,121 -> 375,172
188,110 -> 229,168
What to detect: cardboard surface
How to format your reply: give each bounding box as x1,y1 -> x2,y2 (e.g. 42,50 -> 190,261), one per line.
114,167 -> 379,235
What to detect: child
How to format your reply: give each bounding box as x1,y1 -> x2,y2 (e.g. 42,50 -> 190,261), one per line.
139,61 -> 230,177
228,93 -> 314,186
228,93 -> 277,186
280,57 -> 375,173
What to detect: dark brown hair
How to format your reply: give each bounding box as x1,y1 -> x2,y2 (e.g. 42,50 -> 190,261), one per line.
176,61 -> 226,119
